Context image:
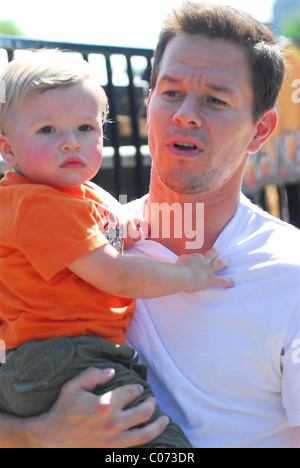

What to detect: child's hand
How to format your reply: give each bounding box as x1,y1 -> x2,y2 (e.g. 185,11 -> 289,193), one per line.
176,247 -> 235,292
123,217 -> 149,250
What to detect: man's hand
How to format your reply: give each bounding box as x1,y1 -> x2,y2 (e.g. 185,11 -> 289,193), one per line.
26,367 -> 168,448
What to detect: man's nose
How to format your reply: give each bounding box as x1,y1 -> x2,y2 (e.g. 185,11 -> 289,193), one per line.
59,130 -> 81,152
172,93 -> 202,128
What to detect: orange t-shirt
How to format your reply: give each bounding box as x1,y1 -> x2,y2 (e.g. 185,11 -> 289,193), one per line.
0,172 -> 135,349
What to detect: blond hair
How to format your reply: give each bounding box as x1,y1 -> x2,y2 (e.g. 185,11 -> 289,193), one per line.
0,49 -> 109,133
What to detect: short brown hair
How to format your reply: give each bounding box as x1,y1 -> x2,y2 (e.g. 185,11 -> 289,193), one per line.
151,1 -> 286,121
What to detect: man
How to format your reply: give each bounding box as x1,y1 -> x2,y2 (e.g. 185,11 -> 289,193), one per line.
124,2 -> 300,448
1,2 -> 299,448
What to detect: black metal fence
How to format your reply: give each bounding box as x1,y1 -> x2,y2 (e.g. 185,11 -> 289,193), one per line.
1,35 -> 299,226
0,35 -> 154,200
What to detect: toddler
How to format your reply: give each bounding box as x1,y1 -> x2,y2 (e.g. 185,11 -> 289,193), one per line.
0,50 -> 233,447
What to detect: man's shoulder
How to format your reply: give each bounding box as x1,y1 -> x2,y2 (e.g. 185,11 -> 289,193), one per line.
238,193 -> 300,263
240,193 -> 300,236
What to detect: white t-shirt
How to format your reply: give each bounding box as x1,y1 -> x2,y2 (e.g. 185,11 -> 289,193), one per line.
125,193 -> 300,448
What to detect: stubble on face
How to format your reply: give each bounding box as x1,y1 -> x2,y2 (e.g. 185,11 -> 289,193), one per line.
148,34 -> 257,198
153,160 -> 223,194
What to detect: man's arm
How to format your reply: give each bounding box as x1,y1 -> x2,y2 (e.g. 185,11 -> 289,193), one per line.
0,368 -> 169,448
68,244 -> 234,298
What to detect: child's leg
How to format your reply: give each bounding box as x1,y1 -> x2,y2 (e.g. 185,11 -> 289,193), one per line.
0,336 -> 191,448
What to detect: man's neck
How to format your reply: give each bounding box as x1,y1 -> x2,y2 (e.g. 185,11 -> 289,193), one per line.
147,169 -> 242,256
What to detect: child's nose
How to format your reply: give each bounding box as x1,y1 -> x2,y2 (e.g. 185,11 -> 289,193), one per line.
60,131 -> 81,152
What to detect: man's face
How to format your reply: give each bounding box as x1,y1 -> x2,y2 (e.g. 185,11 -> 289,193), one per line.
147,34 -> 259,195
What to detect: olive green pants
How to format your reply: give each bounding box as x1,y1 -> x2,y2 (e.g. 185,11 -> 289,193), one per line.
0,336 -> 191,448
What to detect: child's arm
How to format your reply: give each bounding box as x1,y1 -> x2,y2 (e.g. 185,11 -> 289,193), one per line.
68,244 -> 234,298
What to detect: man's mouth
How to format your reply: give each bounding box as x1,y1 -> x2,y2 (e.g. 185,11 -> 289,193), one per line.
167,138 -> 203,157
173,142 -> 198,151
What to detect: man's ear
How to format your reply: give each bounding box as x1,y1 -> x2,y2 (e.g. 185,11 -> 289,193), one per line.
0,134 -> 18,167
146,89 -> 152,135
246,108 -> 278,155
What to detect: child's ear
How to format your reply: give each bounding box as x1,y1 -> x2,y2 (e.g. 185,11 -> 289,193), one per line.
0,134 -> 18,167
246,108 -> 278,155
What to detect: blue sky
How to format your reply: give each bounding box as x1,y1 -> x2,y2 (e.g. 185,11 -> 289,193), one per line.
0,0 -> 277,49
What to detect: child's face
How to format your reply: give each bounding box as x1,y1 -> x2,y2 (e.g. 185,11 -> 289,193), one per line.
2,80 -> 104,188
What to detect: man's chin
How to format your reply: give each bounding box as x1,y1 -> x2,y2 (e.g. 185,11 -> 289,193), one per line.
158,172 -> 213,195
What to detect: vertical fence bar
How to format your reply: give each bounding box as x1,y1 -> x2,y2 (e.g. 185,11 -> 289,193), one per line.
105,54 -> 123,195
7,49 -> 15,62
126,55 -> 144,197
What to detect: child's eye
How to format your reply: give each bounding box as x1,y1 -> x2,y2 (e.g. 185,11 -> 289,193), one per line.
38,126 -> 55,134
79,124 -> 93,132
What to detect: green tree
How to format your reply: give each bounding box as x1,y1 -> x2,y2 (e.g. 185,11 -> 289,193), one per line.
282,16 -> 300,46
0,20 -> 25,36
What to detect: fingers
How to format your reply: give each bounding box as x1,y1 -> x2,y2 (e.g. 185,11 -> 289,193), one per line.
211,257 -> 229,273
99,383 -> 144,412
206,247 -> 230,274
47,368 -> 168,448
98,386 -> 157,432
125,397 -> 158,428
98,390 -> 169,448
212,274 -> 235,288
206,247 -> 235,288
125,216 -> 149,247
62,367 -> 115,394
124,218 -> 144,250
113,414 -> 170,448
128,219 -> 142,241
205,247 -> 220,261
111,396 -> 159,432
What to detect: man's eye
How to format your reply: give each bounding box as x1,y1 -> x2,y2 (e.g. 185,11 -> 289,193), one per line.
79,124 -> 93,132
38,126 -> 55,134
208,97 -> 227,107
163,90 -> 182,99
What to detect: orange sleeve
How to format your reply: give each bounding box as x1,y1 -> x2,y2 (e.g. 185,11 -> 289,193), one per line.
14,188 -> 109,281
